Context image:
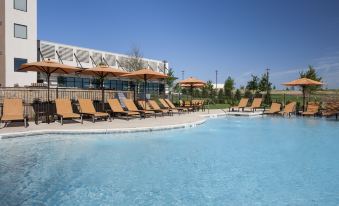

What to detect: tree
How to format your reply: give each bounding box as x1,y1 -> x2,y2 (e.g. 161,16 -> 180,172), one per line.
258,73 -> 272,104
166,68 -> 178,98
224,76 -> 234,100
244,90 -> 253,99
299,65 -> 322,93
201,86 -> 208,98
246,75 -> 259,92
217,89 -> 225,103
123,47 -> 145,71
234,89 -> 242,101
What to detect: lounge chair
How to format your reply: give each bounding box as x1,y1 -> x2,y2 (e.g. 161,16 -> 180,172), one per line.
264,103 -> 281,115
148,100 -> 172,116
158,99 -> 181,114
246,98 -> 262,112
279,102 -> 296,116
302,102 -> 319,116
138,100 -> 164,117
78,99 -> 110,122
0,98 -> 27,128
230,98 -> 249,112
164,99 -> 189,113
123,99 -> 155,118
55,99 -> 82,125
322,101 -> 339,119
107,99 -> 140,120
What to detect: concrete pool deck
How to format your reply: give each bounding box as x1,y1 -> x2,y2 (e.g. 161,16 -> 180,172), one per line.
0,109 -> 264,138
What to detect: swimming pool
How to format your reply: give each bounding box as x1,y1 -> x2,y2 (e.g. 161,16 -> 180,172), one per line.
0,117 -> 339,205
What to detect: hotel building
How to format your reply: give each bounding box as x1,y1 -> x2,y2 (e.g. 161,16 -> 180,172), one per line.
0,0 -> 168,94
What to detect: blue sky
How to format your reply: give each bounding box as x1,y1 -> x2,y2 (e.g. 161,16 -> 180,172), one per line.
38,0 -> 339,89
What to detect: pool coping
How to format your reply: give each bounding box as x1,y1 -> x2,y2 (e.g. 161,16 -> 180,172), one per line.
0,112 -> 265,139
0,118 -> 208,139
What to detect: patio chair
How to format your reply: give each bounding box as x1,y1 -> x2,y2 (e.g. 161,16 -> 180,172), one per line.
0,98 -> 28,128
246,98 -> 262,112
164,99 -> 189,113
78,99 -> 110,123
158,99 -> 181,115
138,100 -> 164,117
123,99 -> 155,118
264,102 -> 281,115
230,98 -> 249,112
302,102 -> 319,117
322,101 -> 339,119
148,100 -> 172,116
107,99 -> 140,120
55,99 -> 83,125
279,102 -> 296,116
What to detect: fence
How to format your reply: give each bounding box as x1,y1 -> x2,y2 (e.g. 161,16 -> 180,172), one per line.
0,87 -> 133,120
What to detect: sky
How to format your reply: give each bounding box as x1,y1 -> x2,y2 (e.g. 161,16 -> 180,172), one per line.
38,0 -> 339,89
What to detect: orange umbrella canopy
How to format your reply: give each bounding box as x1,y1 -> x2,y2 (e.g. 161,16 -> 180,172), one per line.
282,78 -> 323,86
19,60 -> 81,74
179,77 -> 206,85
121,68 -> 168,80
181,83 -> 205,88
80,65 -> 129,78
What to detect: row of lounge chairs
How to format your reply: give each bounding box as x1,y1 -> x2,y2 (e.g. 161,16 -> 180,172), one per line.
0,98 -> 188,128
232,97 -> 339,118
230,98 -> 263,112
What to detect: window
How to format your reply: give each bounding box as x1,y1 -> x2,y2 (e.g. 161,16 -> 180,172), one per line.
14,24 -> 27,39
14,58 -> 27,72
14,0 -> 27,12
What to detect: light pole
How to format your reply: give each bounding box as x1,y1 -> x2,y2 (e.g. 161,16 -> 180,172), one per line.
215,70 -> 218,89
266,68 -> 270,105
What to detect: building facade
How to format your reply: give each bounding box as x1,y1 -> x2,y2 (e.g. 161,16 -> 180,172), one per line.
0,0 -> 37,87
0,0 -> 168,95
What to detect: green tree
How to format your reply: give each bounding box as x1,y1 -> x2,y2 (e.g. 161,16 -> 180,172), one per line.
246,75 -> 259,92
258,73 -> 272,104
217,89 -> 225,103
201,86 -> 208,98
299,65 -> 322,93
165,68 -> 178,98
224,76 -> 235,101
234,89 -> 242,101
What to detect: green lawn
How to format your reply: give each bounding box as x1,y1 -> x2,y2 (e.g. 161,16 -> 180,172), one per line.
205,103 -> 230,109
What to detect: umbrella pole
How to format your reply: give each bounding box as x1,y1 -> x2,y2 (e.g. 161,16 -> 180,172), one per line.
302,86 -> 305,112
144,74 -> 147,109
47,73 -> 50,124
101,78 -> 105,112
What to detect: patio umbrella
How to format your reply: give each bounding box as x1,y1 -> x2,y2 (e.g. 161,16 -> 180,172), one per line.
19,60 -> 81,123
179,77 -> 206,102
122,68 -> 168,108
80,65 -> 130,111
282,77 -> 324,111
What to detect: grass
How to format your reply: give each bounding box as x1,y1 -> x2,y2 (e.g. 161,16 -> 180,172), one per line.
205,103 -> 230,109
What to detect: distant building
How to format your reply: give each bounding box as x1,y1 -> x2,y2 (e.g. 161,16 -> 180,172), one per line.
0,0 -> 168,94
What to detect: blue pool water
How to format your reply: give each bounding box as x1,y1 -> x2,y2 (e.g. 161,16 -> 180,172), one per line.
0,117 -> 339,205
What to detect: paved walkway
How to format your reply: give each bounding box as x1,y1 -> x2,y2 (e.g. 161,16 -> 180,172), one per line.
0,110 -> 233,137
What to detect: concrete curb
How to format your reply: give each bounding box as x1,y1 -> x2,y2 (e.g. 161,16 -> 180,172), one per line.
0,119 -> 207,139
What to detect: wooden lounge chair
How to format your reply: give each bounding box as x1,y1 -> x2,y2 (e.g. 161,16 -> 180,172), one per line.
148,100 -> 172,116
264,103 -> 281,115
164,99 -> 189,113
279,102 -> 296,116
322,101 -> 339,119
302,102 -> 319,116
123,99 -> 155,118
55,99 -> 82,125
246,98 -> 262,112
138,100 -> 164,117
0,98 -> 27,128
107,99 -> 140,120
230,98 -> 249,112
158,99 -> 181,114
78,99 -> 110,123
